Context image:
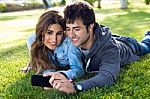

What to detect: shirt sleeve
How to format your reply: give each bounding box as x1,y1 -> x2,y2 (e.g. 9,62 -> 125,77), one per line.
60,42 -> 85,79
27,33 -> 36,51
79,46 -> 120,90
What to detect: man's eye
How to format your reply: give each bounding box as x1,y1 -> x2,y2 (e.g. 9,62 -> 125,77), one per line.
75,28 -> 80,31
66,28 -> 70,31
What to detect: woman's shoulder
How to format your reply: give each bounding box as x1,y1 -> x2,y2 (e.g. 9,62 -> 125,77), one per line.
62,36 -> 72,45
61,36 -> 79,49
56,36 -> 71,50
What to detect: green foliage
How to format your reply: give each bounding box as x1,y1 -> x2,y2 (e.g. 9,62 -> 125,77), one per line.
24,0 -> 42,8
60,0 -> 66,5
0,2 -> 150,98
97,0 -> 101,8
0,0 -> 42,13
145,0 -> 150,5
84,0 -> 97,6
0,3 -> 6,12
52,2 -> 59,6
51,0 -> 66,6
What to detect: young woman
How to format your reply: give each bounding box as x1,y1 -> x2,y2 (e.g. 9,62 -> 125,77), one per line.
22,10 -> 85,80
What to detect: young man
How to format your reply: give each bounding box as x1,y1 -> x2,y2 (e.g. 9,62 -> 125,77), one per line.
43,2 -> 150,94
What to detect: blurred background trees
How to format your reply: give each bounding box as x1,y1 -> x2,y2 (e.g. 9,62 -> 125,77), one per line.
0,0 -> 150,13
145,0 -> 150,5
0,0 -> 43,12
120,0 -> 128,9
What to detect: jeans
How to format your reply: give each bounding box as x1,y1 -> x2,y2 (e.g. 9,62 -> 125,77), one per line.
139,34 -> 150,55
113,32 -> 150,56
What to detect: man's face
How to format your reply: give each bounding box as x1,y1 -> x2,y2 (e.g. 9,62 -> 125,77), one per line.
66,19 -> 93,49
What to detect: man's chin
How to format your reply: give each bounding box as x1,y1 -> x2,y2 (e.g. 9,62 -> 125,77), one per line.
72,42 -> 80,47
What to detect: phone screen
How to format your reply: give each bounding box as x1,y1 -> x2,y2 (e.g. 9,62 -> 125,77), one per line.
31,74 -> 52,87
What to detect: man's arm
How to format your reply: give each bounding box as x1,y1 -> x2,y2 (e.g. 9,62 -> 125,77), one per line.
53,46 -> 120,93
80,46 -> 120,90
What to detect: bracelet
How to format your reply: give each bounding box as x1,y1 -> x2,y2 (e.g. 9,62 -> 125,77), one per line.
59,72 -> 68,78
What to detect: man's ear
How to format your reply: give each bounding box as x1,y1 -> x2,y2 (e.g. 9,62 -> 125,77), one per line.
89,23 -> 95,32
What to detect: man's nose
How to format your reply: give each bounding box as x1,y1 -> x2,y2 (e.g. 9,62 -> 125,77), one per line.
67,30 -> 75,38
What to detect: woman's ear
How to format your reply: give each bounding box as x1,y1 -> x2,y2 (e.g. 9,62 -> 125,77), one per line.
42,34 -> 45,42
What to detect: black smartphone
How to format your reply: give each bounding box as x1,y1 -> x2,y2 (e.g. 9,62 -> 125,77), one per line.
31,74 -> 52,87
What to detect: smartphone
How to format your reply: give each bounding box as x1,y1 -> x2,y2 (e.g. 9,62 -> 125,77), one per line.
31,74 -> 52,87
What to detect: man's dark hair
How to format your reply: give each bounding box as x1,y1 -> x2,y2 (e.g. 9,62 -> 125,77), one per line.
64,2 -> 95,27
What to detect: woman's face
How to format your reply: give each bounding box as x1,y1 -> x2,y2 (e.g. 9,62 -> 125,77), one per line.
43,24 -> 64,50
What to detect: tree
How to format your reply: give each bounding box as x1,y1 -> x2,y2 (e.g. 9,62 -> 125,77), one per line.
84,0 -> 101,8
145,0 -> 150,5
42,0 -> 51,9
84,0 -> 97,6
97,0 -> 101,8
60,0 -> 66,5
120,0 -> 128,9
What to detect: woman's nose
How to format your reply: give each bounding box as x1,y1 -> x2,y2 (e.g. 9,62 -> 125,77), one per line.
51,34 -> 57,42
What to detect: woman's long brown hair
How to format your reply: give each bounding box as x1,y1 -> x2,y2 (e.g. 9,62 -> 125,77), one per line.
30,10 -> 65,73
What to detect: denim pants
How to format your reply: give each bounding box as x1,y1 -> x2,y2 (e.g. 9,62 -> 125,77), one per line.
139,35 -> 150,56
113,34 -> 150,56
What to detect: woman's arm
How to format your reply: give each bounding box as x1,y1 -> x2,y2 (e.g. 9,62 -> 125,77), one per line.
60,42 -> 85,79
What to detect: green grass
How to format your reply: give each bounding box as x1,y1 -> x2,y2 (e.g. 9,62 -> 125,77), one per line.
0,2 -> 150,99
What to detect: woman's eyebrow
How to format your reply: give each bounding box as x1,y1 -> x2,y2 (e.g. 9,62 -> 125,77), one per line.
47,30 -> 53,32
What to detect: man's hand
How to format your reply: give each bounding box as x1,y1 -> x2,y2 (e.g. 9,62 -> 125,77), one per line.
52,79 -> 76,94
43,72 -> 76,94
43,72 -> 67,83
43,72 -> 67,89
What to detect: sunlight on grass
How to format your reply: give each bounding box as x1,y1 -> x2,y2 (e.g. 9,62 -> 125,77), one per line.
0,9 -> 44,51
0,9 -> 45,20
0,18 -> 36,32
96,12 -> 128,21
0,30 -> 34,50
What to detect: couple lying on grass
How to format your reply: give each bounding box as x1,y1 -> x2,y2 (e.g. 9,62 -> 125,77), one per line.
21,2 -> 150,94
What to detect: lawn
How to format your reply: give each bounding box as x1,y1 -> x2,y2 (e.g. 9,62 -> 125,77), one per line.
0,2 -> 150,99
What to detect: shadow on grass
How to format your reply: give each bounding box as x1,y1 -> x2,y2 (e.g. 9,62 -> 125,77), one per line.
0,43 -> 59,98
78,56 -> 150,98
0,44 -> 80,98
2,72 -> 82,98
1,43 -> 150,98
2,55 -> 150,98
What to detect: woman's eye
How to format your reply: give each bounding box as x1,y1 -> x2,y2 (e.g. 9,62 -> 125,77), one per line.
47,31 -> 52,35
57,32 -> 63,36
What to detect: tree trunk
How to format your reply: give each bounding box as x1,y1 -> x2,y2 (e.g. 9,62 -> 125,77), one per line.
120,0 -> 128,9
145,0 -> 150,5
42,0 -> 51,9
98,0 -> 101,8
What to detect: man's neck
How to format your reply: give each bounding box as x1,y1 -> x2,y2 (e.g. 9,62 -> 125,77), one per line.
80,33 -> 95,49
